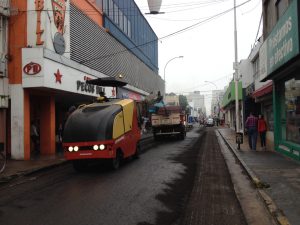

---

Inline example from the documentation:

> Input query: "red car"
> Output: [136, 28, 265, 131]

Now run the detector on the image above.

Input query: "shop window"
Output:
[265, 104, 274, 131]
[113, 3, 119, 25]
[119, 10, 123, 30]
[285, 78, 300, 144]
[108, 0, 113, 18]
[124, 15, 128, 35]
[253, 57, 259, 80]
[128, 20, 131, 38]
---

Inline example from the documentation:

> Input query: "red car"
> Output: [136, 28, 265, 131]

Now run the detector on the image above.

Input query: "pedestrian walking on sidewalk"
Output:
[30, 120, 40, 154]
[258, 115, 267, 150]
[245, 112, 258, 150]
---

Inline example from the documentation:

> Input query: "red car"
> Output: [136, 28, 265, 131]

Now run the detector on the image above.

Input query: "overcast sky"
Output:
[135, 0, 262, 113]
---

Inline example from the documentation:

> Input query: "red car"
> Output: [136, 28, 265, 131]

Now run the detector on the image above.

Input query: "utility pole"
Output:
[234, 0, 241, 148]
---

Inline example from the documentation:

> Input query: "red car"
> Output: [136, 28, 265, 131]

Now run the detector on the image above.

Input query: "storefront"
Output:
[260, 0, 300, 160]
[252, 81, 274, 151]
[10, 48, 115, 160]
[221, 81, 243, 131]
[8, 0, 150, 160]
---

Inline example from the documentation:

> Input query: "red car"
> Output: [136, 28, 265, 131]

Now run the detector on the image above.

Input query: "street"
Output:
[0, 127, 274, 225]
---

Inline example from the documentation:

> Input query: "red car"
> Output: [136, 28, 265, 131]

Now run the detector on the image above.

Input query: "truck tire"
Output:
[133, 143, 141, 159]
[179, 126, 186, 140]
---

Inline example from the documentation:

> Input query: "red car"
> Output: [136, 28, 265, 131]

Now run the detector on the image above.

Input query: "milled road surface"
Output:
[180, 127, 247, 225]
[0, 127, 272, 225]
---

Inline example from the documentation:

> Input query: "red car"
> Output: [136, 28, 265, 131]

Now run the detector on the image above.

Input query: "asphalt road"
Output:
[0, 126, 266, 225]
[0, 128, 201, 225]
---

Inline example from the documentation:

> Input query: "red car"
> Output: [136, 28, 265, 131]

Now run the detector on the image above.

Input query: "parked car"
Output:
[206, 118, 214, 127]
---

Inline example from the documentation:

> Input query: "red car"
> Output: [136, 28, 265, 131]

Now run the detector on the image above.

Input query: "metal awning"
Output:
[252, 81, 273, 98]
[86, 77, 127, 87]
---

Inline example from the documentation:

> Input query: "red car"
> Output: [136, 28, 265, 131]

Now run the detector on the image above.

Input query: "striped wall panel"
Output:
[70, 4, 164, 94]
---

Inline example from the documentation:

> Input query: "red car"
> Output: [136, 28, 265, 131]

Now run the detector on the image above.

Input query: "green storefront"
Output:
[222, 81, 243, 129]
[260, 0, 300, 161]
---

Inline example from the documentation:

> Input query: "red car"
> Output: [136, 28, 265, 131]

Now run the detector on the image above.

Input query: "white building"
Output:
[210, 90, 224, 118]
[187, 91, 205, 115]
[164, 93, 179, 106]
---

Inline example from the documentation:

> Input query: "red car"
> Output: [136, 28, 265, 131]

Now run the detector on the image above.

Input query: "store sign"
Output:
[23, 62, 42, 75]
[76, 80, 104, 94]
[51, 0, 66, 54]
[260, 0, 299, 80]
[117, 88, 143, 100]
[221, 81, 242, 108]
[51, 0, 66, 34]
[35, 0, 45, 45]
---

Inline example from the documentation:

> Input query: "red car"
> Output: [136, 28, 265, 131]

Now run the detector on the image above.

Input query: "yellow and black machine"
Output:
[63, 77, 142, 171]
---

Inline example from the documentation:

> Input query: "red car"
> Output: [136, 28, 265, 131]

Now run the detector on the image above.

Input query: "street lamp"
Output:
[163, 56, 184, 81]
[234, 0, 242, 149]
[234, 0, 239, 132]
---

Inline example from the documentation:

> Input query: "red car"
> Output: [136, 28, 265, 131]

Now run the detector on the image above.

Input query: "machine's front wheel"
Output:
[111, 150, 122, 170]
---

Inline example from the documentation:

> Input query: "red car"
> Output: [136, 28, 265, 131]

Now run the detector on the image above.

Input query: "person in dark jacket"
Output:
[245, 112, 258, 150]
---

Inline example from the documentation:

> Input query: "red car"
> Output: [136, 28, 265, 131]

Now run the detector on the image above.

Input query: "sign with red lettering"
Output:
[23, 62, 42, 75]
[51, 0, 66, 34]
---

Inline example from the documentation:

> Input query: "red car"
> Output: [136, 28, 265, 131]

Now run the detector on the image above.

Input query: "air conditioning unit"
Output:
[0, 77, 8, 108]
[0, 62, 5, 76]
[0, 0, 10, 16]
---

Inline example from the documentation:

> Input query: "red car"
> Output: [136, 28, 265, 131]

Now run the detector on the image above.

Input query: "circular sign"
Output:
[23, 62, 42, 75]
[53, 32, 65, 55]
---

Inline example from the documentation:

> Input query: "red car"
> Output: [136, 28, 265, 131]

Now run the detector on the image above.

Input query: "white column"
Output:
[10, 84, 25, 159]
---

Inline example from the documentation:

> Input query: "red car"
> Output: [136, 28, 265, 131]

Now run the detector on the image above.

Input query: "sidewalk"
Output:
[218, 127, 300, 225]
[0, 153, 67, 183]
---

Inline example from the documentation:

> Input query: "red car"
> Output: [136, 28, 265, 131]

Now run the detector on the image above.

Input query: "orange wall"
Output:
[8, 0, 27, 84]
[71, 0, 103, 27]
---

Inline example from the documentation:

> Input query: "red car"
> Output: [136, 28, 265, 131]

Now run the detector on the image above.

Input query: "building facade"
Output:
[164, 93, 180, 106]
[221, 81, 243, 130]
[7, 0, 164, 160]
[187, 91, 206, 114]
[0, 0, 9, 155]
[210, 90, 224, 119]
[260, 0, 299, 160]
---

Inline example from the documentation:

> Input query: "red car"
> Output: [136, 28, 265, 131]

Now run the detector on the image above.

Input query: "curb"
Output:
[0, 160, 68, 185]
[217, 129, 291, 225]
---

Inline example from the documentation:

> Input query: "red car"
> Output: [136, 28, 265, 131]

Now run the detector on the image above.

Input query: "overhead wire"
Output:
[79, 0, 252, 64]
[180, 74, 232, 92]
[252, 12, 263, 47]
[22, 0, 228, 15]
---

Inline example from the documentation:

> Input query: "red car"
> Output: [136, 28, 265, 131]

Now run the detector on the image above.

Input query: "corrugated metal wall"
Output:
[70, 4, 164, 94]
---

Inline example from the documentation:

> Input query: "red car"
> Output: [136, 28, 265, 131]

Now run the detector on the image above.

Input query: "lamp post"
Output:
[163, 56, 183, 93]
[164, 56, 183, 81]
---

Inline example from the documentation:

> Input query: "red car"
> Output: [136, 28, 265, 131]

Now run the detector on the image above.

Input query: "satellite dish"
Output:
[147, 0, 162, 14]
